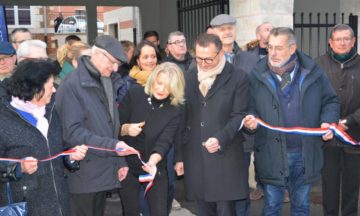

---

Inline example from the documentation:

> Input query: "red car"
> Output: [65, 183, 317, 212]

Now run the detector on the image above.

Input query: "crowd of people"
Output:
[0, 13, 359, 216]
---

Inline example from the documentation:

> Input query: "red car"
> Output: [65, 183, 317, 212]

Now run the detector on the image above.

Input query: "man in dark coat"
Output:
[316, 24, 360, 216]
[175, 33, 249, 216]
[243, 27, 339, 215]
[165, 31, 193, 73]
[247, 22, 273, 60]
[55, 35, 136, 216]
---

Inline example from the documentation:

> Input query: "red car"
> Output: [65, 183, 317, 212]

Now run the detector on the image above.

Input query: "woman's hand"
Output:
[69, 144, 88, 161]
[121, 122, 145, 137]
[142, 153, 162, 175]
[21, 157, 38, 175]
[174, 162, 184, 176]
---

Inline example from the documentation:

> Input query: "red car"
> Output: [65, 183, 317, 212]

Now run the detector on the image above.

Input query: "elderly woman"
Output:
[0, 60, 88, 216]
[119, 62, 185, 216]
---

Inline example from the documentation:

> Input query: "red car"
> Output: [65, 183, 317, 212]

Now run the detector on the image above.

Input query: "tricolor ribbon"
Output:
[240, 117, 360, 146]
[0, 145, 157, 195]
[87, 145, 156, 195]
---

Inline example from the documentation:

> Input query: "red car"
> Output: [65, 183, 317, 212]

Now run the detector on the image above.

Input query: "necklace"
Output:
[147, 97, 164, 110]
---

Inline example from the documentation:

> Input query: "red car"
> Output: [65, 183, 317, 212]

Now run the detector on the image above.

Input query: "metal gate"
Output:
[177, 0, 229, 48]
[293, 12, 358, 58]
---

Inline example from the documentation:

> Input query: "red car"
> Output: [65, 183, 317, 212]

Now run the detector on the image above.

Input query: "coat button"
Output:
[202, 101, 206, 106]
[275, 138, 280, 142]
[273, 104, 277, 109]
[200, 122, 205, 127]
[280, 171, 284, 176]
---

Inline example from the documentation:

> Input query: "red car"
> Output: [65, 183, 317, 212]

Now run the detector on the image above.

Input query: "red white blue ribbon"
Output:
[240, 117, 360, 146]
[0, 145, 157, 194]
[86, 146, 156, 195]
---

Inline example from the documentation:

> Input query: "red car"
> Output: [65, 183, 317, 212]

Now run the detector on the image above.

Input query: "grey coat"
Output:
[248, 51, 340, 186]
[55, 56, 126, 194]
[177, 62, 249, 202]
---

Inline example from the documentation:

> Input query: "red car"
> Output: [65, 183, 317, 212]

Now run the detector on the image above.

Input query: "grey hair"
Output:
[167, 31, 185, 43]
[329, 24, 355, 39]
[269, 27, 297, 46]
[17, 40, 47, 61]
[256, 22, 272, 34]
[10, 28, 31, 42]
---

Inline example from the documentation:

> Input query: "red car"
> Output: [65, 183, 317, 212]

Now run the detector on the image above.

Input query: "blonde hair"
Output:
[144, 62, 185, 107]
[57, 41, 90, 67]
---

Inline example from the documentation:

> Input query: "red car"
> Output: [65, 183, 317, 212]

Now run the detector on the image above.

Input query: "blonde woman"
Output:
[119, 62, 185, 216]
[56, 41, 90, 81]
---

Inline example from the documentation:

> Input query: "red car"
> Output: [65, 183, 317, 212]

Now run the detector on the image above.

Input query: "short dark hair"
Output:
[330, 24, 355, 39]
[10, 28, 31, 42]
[129, 40, 161, 68]
[65, 34, 81, 45]
[143, 30, 160, 40]
[6, 60, 57, 101]
[195, 33, 222, 52]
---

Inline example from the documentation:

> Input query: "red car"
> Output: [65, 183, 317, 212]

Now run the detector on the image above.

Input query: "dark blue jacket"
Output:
[248, 51, 339, 186]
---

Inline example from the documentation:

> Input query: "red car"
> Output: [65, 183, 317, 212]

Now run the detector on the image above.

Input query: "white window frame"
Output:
[6, 6, 34, 28]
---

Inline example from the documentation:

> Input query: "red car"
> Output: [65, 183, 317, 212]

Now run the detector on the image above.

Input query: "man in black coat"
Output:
[165, 31, 193, 73]
[316, 24, 360, 216]
[55, 35, 136, 216]
[175, 33, 249, 216]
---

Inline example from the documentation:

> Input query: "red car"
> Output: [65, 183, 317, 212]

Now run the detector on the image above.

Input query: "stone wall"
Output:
[230, 0, 294, 47]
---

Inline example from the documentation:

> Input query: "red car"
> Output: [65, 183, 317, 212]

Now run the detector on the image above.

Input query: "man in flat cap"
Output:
[56, 35, 136, 216]
[210, 14, 242, 64]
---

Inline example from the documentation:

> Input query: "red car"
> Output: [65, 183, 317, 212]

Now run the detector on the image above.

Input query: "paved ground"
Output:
[105, 178, 359, 216]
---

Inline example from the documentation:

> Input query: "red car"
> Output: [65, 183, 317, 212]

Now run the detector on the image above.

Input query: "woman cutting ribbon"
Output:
[118, 62, 185, 216]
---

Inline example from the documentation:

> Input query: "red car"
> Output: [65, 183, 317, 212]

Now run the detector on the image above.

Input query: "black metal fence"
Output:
[293, 12, 358, 58]
[177, 0, 229, 48]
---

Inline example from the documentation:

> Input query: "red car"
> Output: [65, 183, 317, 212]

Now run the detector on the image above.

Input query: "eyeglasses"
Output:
[267, 45, 289, 53]
[195, 50, 220, 64]
[13, 40, 27, 44]
[100, 51, 121, 67]
[168, 39, 186, 46]
[331, 37, 353, 43]
[0, 54, 14, 63]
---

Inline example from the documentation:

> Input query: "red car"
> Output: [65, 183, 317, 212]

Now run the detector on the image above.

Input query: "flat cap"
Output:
[94, 35, 127, 63]
[210, 14, 236, 27]
[0, 41, 16, 55]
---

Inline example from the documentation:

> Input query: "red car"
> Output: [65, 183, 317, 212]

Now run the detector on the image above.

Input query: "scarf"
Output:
[11, 96, 49, 139]
[129, 66, 152, 86]
[197, 56, 226, 97]
[331, 47, 357, 63]
[268, 53, 298, 76]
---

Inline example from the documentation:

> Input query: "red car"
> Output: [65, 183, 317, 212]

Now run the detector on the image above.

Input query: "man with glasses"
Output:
[165, 31, 193, 73]
[316, 24, 360, 216]
[55, 35, 136, 216]
[243, 27, 339, 215]
[175, 33, 249, 216]
[0, 41, 16, 81]
[10, 28, 32, 50]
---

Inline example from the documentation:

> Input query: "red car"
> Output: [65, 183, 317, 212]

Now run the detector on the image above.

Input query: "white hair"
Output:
[17, 40, 47, 61]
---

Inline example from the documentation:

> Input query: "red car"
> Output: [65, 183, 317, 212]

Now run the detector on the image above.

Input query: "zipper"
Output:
[6, 103, 64, 216]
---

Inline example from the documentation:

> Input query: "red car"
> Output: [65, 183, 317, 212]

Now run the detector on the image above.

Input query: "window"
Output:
[5, 6, 31, 26]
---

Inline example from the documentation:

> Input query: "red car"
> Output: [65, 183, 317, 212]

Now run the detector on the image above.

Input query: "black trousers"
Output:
[119, 169, 168, 216]
[69, 191, 107, 216]
[321, 146, 360, 216]
[195, 200, 236, 216]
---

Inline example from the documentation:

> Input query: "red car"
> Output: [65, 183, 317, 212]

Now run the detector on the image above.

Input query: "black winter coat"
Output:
[0, 99, 70, 216]
[119, 85, 181, 173]
[316, 52, 360, 153]
[177, 62, 249, 201]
